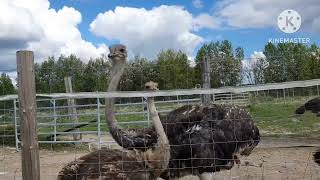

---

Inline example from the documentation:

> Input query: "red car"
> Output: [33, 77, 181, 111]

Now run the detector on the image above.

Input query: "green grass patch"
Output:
[249, 100, 320, 137]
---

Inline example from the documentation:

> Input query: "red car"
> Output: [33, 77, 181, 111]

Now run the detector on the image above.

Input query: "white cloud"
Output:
[192, 0, 203, 9]
[7, 71, 17, 87]
[250, 51, 266, 63]
[0, 0, 108, 71]
[242, 51, 267, 69]
[214, 0, 320, 33]
[193, 13, 220, 31]
[90, 5, 217, 58]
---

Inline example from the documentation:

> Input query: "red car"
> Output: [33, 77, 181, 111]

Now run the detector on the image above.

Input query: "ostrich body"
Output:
[295, 97, 320, 116]
[296, 97, 320, 166]
[108, 95, 260, 177]
[58, 45, 170, 180]
[314, 150, 320, 165]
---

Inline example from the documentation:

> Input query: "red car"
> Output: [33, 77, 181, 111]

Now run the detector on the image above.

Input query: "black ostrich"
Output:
[315, 151, 320, 166]
[57, 45, 170, 180]
[105, 50, 260, 178]
[295, 97, 320, 116]
[295, 97, 320, 166]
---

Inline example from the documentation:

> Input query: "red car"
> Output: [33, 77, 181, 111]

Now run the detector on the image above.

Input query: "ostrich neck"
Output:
[147, 97, 169, 146]
[108, 63, 125, 92]
[105, 61, 125, 128]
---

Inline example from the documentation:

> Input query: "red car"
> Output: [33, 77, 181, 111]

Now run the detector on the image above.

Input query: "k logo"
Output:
[278, 9, 301, 34]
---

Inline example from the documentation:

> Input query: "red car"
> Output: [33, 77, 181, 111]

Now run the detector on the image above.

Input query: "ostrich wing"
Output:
[58, 149, 155, 180]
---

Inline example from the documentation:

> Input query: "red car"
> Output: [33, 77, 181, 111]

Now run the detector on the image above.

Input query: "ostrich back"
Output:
[314, 149, 320, 166]
[296, 97, 320, 115]
[58, 149, 156, 180]
[117, 104, 260, 178]
[160, 104, 260, 178]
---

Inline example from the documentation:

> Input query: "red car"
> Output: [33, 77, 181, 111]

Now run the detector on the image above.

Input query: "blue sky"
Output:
[49, 0, 319, 58]
[0, 0, 319, 74]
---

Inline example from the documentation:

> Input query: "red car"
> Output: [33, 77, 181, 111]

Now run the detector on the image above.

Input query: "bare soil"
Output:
[1, 138, 320, 180]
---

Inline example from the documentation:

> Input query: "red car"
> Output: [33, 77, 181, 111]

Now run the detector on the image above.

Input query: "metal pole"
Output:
[53, 99, 57, 142]
[283, 88, 286, 104]
[97, 98, 101, 150]
[146, 98, 150, 126]
[16, 50, 40, 180]
[13, 99, 19, 151]
[317, 85, 319, 96]
[202, 56, 211, 105]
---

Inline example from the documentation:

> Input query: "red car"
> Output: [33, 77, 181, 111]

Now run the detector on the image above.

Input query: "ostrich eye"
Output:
[119, 48, 125, 53]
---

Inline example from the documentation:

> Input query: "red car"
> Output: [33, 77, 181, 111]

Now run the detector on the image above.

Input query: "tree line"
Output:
[0, 40, 320, 96]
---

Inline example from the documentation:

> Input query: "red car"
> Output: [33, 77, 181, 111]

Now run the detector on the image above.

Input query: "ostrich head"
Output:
[107, 44, 127, 92]
[108, 44, 127, 65]
[145, 81, 159, 91]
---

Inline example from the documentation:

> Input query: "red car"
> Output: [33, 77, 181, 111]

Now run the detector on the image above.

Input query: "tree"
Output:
[195, 40, 243, 87]
[0, 73, 15, 95]
[82, 55, 111, 92]
[156, 49, 195, 90]
[263, 42, 320, 83]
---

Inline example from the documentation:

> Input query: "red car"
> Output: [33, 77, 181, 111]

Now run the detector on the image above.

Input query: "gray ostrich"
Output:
[57, 45, 170, 180]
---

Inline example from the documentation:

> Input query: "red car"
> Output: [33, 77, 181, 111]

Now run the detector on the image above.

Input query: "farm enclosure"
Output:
[1, 79, 320, 179]
[1, 50, 320, 180]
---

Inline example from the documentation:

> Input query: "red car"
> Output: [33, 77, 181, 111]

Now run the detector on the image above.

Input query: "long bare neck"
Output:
[105, 62, 125, 128]
[107, 63, 125, 92]
[145, 96, 170, 175]
[147, 97, 169, 146]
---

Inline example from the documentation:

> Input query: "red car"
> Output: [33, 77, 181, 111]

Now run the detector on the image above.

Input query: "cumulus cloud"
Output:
[90, 5, 217, 58]
[0, 0, 108, 71]
[214, 0, 320, 33]
[193, 13, 220, 31]
[242, 51, 267, 69]
[192, 0, 203, 9]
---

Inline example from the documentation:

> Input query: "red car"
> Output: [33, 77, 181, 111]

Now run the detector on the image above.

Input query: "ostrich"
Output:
[295, 97, 320, 117]
[295, 97, 320, 166]
[57, 45, 170, 180]
[105, 48, 260, 178]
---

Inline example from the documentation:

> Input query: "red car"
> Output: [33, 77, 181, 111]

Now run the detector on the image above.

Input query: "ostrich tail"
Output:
[109, 126, 155, 150]
[295, 105, 306, 114]
[57, 161, 81, 180]
[314, 149, 320, 165]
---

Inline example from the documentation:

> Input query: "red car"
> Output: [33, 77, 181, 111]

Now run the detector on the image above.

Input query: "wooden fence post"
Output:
[16, 50, 40, 180]
[202, 56, 211, 105]
[64, 76, 80, 140]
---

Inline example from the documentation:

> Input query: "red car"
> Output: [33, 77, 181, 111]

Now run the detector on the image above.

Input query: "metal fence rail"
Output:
[1, 79, 320, 151]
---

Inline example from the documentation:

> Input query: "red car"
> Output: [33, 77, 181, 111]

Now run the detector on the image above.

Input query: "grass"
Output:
[249, 101, 320, 137]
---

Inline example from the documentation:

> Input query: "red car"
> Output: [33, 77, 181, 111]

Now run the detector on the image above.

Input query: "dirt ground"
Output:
[1, 138, 320, 180]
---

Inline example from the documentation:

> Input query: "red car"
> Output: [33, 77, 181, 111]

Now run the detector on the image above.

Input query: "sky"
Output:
[0, 0, 320, 81]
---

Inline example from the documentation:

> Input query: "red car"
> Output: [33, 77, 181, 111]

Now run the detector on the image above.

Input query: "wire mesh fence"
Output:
[1, 80, 320, 179]
[1, 49, 320, 180]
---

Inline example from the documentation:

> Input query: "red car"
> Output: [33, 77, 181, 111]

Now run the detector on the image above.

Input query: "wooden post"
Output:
[16, 51, 40, 180]
[64, 76, 80, 140]
[202, 56, 211, 105]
